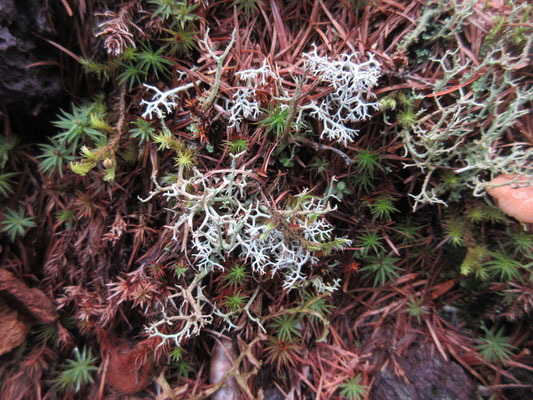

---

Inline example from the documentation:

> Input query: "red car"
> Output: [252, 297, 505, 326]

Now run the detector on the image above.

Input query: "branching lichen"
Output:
[140, 28, 236, 119]
[141, 153, 350, 290]
[227, 47, 381, 146]
[142, 152, 349, 345]
[395, 1, 533, 209]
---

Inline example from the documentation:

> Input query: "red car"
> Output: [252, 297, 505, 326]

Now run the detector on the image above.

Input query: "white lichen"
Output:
[227, 47, 381, 146]
[141, 153, 350, 290]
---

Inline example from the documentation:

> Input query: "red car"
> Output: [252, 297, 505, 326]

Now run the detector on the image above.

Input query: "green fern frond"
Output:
[130, 118, 155, 144]
[269, 314, 302, 342]
[56, 346, 99, 393]
[357, 229, 385, 256]
[136, 41, 173, 80]
[53, 103, 106, 149]
[1, 207, 37, 242]
[476, 327, 515, 364]
[222, 263, 248, 288]
[38, 138, 75, 177]
[338, 374, 368, 400]
[360, 254, 402, 287]
[0, 172, 16, 196]
[365, 194, 399, 221]
[484, 249, 522, 281]
[260, 104, 290, 138]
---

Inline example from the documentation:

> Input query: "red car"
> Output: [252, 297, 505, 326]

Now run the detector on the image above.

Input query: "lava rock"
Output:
[371, 344, 475, 400]
[0, 0, 62, 118]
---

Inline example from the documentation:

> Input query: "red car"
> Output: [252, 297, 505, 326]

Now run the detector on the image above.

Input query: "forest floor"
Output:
[0, 0, 532, 399]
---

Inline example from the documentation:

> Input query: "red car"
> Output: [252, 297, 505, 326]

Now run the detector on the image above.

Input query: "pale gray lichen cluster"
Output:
[302, 47, 382, 145]
[137, 36, 382, 346]
[142, 153, 350, 291]
[141, 155, 348, 345]
[226, 47, 381, 146]
[396, 1, 533, 209]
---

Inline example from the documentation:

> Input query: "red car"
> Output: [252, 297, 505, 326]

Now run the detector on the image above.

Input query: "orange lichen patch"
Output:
[106, 340, 152, 394]
[486, 174, 533, 224]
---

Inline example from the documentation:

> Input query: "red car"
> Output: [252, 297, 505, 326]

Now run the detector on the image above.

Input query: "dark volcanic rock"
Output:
[371, 344, 475, 400]
[0, 0, 62, 118]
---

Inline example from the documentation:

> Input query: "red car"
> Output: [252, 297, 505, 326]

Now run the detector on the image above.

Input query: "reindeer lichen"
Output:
[395, 1, 533, 209]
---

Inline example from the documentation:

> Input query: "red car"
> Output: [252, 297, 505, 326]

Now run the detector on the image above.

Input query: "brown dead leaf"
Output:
[0, 299, 30, 356]
[486, 174, 533, 224]
[106, 339, 152, 394]
[431, 280, 456, 300]
[0, 269, 58, 324]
